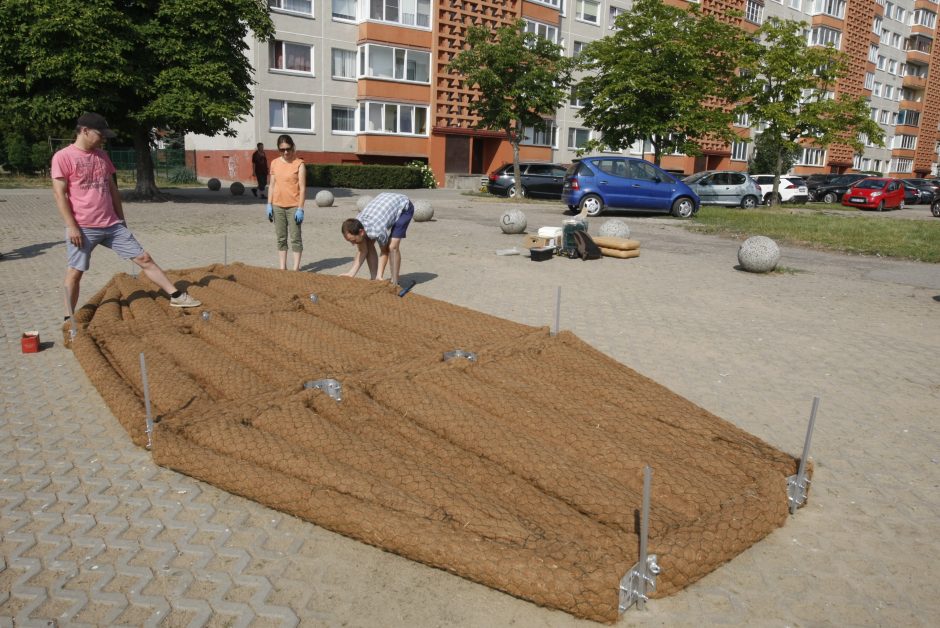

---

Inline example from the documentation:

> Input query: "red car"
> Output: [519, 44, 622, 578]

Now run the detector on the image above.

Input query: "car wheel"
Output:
[579, 194, 604, 217]
[764, 192, 782, 205]
[671, 197, 695, 218]
[507, 185, 527, 198]
[876, 200, 885, 211]
[823, 192, 838, 204]
[741, 195, 759, 209]
[567, 205, 578, 212]
[932, 202, 940, 217]
[898, 201, 905, 210]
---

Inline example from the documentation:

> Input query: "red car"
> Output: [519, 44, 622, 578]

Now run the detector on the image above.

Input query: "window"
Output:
[568, 127, 591, 148]
[270, 41, 313, 74]
[331, 105, 356, 133]
[332, 49, 356, 80]
[332, 0, 356, 20]
[358, 101, 428, 135]
[865, 72, 874, 89]
[735, 112, 750, 127]
[880, 29, 891, 45]
[869, 44, 878, 62]
[609, 6, 625, 28]
[270, 0, 313, 15]
[524, 20, 559, 44]
[888, 59, 897, 74]
[569, 86, 586, 107]
[799, 147, 826, 166]
[812, 0, 846, 18]
[873, 82, 882, 97]
[573, 41, 587, 56]
[897, 109, 920, 126]
[522, 123, 557, 147]
[873, 16, 883, 35]
[530, 0, 561, 7]
[576, 0, 600, 24]
[745, 0, 763, 24]
[870, 107, 878, 120]
[897, 135, 917, 149]
[913, 9, 937, 29]
[270, 100, 314, 132]
[877, 55, 886, 70]
[809, 27, 842, 49]
[893, 158, 913, 173]
[879, 110, 890, 124]
[890, 33, 901, 48]
[359, 44, 430, 83]
[883, 85, 894, 99]
[731, 141, 749, 161]
[368, 0, 431, 28]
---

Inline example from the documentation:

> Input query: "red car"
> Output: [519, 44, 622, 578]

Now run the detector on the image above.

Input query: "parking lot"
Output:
[2, 185, 939, 626]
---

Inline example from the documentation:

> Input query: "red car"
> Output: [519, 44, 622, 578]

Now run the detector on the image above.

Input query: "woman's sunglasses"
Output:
[278, 146, 292, 153]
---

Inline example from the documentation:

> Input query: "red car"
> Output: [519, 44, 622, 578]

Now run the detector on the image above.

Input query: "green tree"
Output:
[738, 17, 885, 205]
[5, 134, 32, 173]
[0, 0, 274, 198]
[748, 132, 801, 181]
[448, 20, 574, 198]
[575, 0, 750, 166]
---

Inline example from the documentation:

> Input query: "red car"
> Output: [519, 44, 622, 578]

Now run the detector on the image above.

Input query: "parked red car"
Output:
[841, 177, 906, 211]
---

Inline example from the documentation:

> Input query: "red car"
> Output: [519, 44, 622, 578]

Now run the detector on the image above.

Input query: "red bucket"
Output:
[21, 332, 40, 353]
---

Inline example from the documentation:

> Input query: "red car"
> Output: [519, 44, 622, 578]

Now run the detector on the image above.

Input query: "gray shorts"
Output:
[67, 223, 145, 271]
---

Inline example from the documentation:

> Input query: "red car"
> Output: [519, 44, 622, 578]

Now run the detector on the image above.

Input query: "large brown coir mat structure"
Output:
[65, 264, 808, 623]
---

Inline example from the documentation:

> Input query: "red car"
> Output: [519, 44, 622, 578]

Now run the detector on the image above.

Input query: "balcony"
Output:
[903, 74, 928, 89]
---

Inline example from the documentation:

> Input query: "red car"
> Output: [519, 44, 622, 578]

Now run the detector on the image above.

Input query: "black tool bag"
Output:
[572, 230, 602, 260]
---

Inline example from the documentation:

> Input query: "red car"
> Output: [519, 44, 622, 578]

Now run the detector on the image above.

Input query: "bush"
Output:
[306, 163, 425, 189]
[406, 160, 437, 188]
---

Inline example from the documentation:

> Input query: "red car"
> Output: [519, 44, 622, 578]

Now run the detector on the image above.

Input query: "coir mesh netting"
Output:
[65, 264, 806, 623]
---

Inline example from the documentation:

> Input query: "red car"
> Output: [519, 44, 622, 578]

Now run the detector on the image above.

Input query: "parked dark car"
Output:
[812, 173, 869, 203]
[682, 171, 763, 208]
[486, 162, 568, 198]
[561, 156, 700, 218]
[904, 180, 936, 204]
[804, 173, 843, 198]
[932, 197, 940, 217]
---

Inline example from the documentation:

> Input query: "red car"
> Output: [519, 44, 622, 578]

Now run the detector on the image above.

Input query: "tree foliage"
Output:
[738, 17, 885, 203]
[0, 0, 274, 198]
[748, 132, 800, 177]
[575, 0, 750, 165]
[448, 20, 574, 197]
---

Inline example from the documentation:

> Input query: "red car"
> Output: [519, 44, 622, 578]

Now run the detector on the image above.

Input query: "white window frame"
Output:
[529, 0, 562, 8]
[731, 141, 749, 161]
[892, 158, 913, 173]
[524, 19, 559, 44]
[270, 100, 315, 132]
[865, 72, 874, 89]
[745, 0, 763, 24]
[568, 127, 592, 149]
[576, 0, 600, 25]
[521, 122, 558, 147]
[331, 105, 357, 134]
[367, 0, 432, 29]
[332, 0, 357, 21]
[897, 134, 917, 149]
[811, 0, 846, 19]
[609, 6, 625, 29]
[357, 101, 429, 136]
[799, 147, 826, 166]
[869, 44, 879, 62]
[332, 48, 357, 80]
[270, 0, 314, 17]
[572, 40, 587, 56]
[359, 43, 430, 83]
[735, 112, 750, 127]
[270, 41, 314, 76]
[808, 26, 842, 49]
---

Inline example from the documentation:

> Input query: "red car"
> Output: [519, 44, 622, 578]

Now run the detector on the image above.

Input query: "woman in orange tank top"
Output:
[267, 134, 306, 270]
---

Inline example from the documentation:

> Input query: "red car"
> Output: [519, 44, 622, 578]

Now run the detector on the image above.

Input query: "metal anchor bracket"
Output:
[304, 378, 342, 401]
[787, 396, 820, 514]
[619, 465, 660, 613]
[443, 349, 477, 362]
[309, 294, 319, 304]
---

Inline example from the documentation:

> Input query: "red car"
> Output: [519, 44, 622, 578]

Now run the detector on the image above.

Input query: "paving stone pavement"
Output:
[1, 186, 938, 627]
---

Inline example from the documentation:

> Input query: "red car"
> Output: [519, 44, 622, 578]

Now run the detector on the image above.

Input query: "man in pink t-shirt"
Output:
[52, 112, 201, 319]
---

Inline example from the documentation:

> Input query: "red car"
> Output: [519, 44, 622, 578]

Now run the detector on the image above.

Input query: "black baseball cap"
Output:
[76, 112, 117, 138]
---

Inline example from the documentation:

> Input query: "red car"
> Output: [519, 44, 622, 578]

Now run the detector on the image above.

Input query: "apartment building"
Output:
[186, 0, 940, 185]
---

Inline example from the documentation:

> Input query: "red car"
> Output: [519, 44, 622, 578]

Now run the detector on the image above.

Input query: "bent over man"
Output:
[340, 192, 414, 286]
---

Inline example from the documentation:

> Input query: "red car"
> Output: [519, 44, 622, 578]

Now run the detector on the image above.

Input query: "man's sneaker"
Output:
[251, 188, 258, 197]
[169, 292, 202, 308]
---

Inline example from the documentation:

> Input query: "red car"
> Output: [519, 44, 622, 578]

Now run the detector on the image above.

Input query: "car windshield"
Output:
[682, 172, 708, 184]
[855, 179, 886, 190]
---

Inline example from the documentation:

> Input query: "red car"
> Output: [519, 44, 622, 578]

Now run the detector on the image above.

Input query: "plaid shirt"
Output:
[357, 193, 411, 246]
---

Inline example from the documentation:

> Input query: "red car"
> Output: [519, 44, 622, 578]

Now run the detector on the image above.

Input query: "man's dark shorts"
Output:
[390, 202, 414, 239]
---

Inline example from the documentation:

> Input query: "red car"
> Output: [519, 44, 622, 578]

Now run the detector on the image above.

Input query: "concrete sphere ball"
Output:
[737, 236, 780, 273]
[315, 190, 335, 207]
[500, 208, 527, 234]
[413, 199, 434, 222]
[230, 182, 245, 196]
[356, 195, 373, 211]
[599, 219, 630, 239]
[207, 178, 221, 191]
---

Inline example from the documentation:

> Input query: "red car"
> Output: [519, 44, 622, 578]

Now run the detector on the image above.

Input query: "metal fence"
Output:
[107, 148, 196, 182]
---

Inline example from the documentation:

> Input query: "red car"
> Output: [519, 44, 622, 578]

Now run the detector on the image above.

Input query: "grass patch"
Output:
[0, 173, 202, 189]
[690, 206, 940, 263]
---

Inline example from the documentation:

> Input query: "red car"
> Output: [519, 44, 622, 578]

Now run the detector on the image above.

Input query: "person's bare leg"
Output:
[376, 243, 390, 281]
[388, 238, 402, 285]
[64, 267, 83, 317]
[132, 251, 177, 295]
[292, 251, 302, 271]
[278, 250, 287, 270]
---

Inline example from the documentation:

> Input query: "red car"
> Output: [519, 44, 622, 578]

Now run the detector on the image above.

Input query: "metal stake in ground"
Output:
[224, 234, 228, 265]
[552, 286, 561, 336]
[619, 465, 661, 612]
[788, 396, 820, 514]
[139, 352, 155, 449]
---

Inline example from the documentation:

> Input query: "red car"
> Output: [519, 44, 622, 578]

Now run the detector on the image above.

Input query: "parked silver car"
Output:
[682, 171, 763, 208]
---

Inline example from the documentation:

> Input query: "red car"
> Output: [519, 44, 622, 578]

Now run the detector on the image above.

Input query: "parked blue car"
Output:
[561, 156, 700, 218]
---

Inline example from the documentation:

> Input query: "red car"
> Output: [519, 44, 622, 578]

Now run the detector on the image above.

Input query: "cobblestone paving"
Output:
[2, 187, 938, 627]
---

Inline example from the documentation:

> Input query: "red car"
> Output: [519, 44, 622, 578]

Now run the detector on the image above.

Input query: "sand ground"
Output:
[1, 186, 938, 627]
